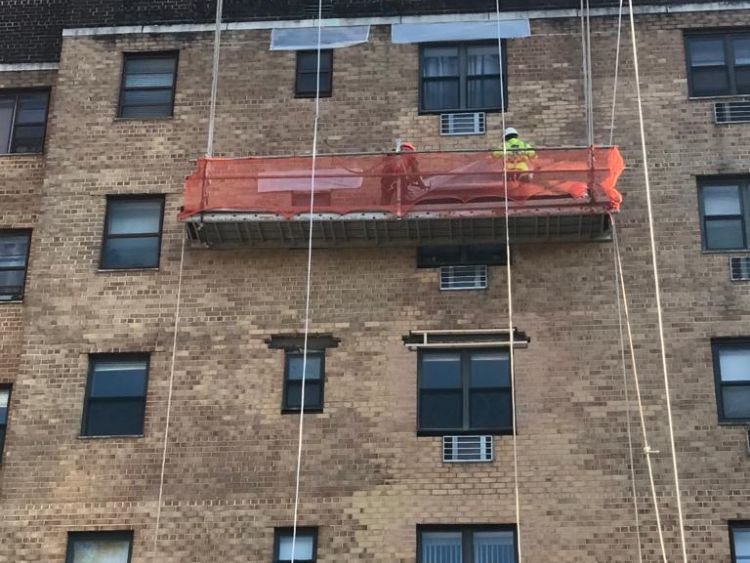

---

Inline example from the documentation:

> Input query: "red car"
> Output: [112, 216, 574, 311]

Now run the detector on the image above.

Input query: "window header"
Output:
[266, 333, 340, 350]
[392, 19, 530, 43]
[270, 26, 370, 50]
[403, 329, 529, 350]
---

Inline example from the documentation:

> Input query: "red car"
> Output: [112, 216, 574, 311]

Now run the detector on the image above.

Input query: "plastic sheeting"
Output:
[391, 20, 530, 44]
[180, 147, 624, 220]
[270, 26, 370, 50]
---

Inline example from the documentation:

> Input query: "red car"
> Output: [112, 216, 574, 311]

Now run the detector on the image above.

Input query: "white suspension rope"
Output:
[626, 3, 689, 560]
[580, 0, 593, 145]
[290, 0, 324, 560]
[151, 231, 187, 561]
[206, 0, 223, 157]
[612, 219, 644, 563]
[612, 216, 670, 563]
[608, 0, 624, 146]
[586, 0, 595, 144]
[495, 2, 523, 561]
[152, 2, 222, 558]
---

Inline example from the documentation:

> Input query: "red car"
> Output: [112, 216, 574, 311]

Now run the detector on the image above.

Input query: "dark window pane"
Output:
[734, 528, 750, 557]
[421, 531, 462, 563]
[470, 389, 511, 429]
[102, 236, 160, 269]
[422, 47, 459, 77]
[420, 391, 462, 429]
[277, 532, 315, 561]
[120, 104, 172, 118]
[421, 353, 461, 388]
[91, 361, 147, 398]
[722, 386, 750, 419]
[423, 79, 460, 111]
[467, 45, 501, 75]
[470, 351, 510, 388]
[0, 388, 9, 425]
[473, 531, 516, 563]
[0, 234, 29, 268]
[705, 219, 745, 250]
[691, 67, 730, 97]
[0, 427, 5, 460]
[0, 270, 25, 300]
[125, 72, 175, 89]
[126, 57, 176, 75]
[297, 72, 331, 95]
[287, 354, 322, 381]
[467, 77, 501, 109]
[0, 98, 14, 152]
[733, 37, 750, 65]
[703, 185, 741, 215]
[84, 398, 145, 436]
[285, 381, 321, 409]
[108, 199, 162, 235]
[718, 348, 750, 382]
[69, 533, 132, 562]
[121, 88, 173, 108]
[299, 51, 331, 73]
[736, 67, 750, 95]
[12, 125, 46, 153]
[690, 38, 726, 66]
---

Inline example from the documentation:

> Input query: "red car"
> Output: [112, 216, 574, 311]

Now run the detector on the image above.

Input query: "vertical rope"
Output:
[206, 0, 224, 157]
[151, 232, 186, 561]
[626, 3, 689, 560]
[613, 220, 645, 563]
[580, 0, 592, 145]
[585, 0, 595, 144]
[290, 1, 324, 561]
[494, 4, 523, 561]
[612, 216, 669, 563]
[609, 0, 624, 146]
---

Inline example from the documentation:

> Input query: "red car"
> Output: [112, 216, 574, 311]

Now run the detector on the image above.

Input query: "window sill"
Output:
[113, 116, 175, 122]
[0, 300, 23, 304]
[701, 249, 750, 255]
[417, 429, 513, 437]
[78, 434, 144, 440]
[0, 151, 44, 158]
[418, 107, 505, 116]
[718, 420, 750, 427]
[281, 408, 324, 415]
[96, 267, 160, 273]
[689, 94, 750, 101]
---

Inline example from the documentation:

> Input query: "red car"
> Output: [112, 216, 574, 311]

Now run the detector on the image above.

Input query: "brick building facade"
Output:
[1, 1, 750, 562]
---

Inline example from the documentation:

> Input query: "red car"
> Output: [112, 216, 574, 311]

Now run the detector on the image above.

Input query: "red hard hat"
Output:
[400, 142, 416, 152]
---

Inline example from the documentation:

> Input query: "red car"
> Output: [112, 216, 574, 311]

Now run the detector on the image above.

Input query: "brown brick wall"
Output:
[1, 9, 749, 562]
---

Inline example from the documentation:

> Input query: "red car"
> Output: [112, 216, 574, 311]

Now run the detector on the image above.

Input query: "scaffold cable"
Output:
[612, 216, 670, 563]
[495, 1, 523, 561]
[290, 0, 325, 560]
[626, 1, 689, 559]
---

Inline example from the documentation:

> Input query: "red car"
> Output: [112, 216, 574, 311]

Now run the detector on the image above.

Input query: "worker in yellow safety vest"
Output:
[493, 127, 536, 181]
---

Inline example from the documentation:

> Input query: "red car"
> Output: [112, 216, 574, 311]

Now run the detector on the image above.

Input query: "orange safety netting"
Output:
[180, 147, 624, 220]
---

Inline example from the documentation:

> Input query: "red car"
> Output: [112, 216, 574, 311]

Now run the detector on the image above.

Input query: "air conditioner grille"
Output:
[440, 265, 488, 291]
[730, 256, 750, 281]
[440, 112, 486, 136]
[715, 100, 750, 124]
[443, 435, 494, 463]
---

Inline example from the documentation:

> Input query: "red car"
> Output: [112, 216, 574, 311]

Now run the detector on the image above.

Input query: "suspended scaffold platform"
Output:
[180, 146, 624, 247]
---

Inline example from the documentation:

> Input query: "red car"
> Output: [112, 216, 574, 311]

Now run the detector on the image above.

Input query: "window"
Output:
[686, 31, 750, 97]
[420, 42, 505, 113]
[0, 89, 49, 154]
[732, 522, 750, 563]
[283, 350, 325, 412]
[101, 196, 164, 269]
[82, 354, 149, 437]
[418, 526, 517, 563]
[712, 340, 750, 423]
[418, 349, 512, 435]
[698, 178, 750, 251]
[274, 527, 318, 563]
[118, 52, 178, 118]
[0, 386, 10, 463]
[0, 230, 31, 301]
[295, 50, 333, 97]
[66, 531, 133, 563]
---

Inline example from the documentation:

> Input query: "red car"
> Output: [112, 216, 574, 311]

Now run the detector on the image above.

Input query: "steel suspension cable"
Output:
[495, 3, 523, 561]
[290, 1, 324, 560]
[609, 0, 625, 146]
[626, 2, 689, 559]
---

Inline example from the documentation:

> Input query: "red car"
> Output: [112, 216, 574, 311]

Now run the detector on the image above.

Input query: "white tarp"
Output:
[270, 26, 370, 51]
[391, 20, 530, 44]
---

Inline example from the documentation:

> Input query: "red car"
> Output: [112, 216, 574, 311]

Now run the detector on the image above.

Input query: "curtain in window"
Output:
[473, 532, 515, 563]
[422, 532, 462, 563]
